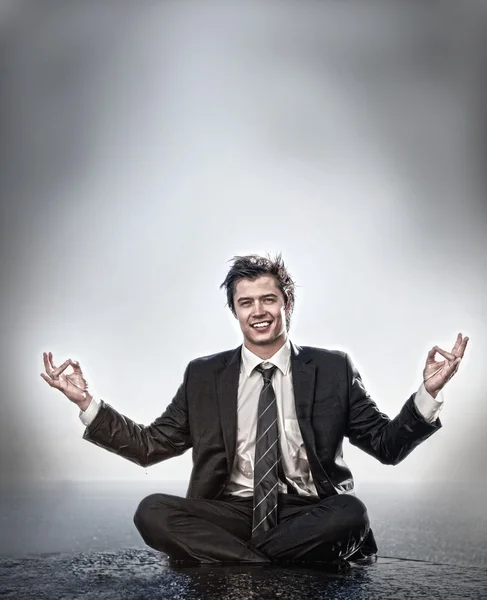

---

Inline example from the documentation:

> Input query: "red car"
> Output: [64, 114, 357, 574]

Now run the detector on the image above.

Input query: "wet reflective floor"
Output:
[1, 548, 486, 599]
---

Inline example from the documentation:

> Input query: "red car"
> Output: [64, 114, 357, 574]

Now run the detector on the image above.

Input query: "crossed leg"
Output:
[133, 492, 268, 563]
[133, 492, 370, 564]
[252, 493, 370, 562]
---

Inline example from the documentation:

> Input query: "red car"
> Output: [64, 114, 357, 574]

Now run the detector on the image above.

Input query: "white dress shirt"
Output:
[80, 341, 444, 496]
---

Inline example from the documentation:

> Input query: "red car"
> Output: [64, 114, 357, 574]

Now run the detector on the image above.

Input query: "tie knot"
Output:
[255, 363, 277, 382]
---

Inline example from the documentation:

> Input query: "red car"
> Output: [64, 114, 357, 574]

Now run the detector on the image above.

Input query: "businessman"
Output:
[41, 254, 469, 567]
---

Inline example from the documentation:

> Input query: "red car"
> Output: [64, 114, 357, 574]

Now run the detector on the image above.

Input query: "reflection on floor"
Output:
[1, 548, 486, 600]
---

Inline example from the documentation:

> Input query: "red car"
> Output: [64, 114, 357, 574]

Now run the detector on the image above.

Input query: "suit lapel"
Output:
[290, 341, 318, 455]
[290, 342, 337, 496]
[290, 341, 316, 419]
[215, 346, 241, 473]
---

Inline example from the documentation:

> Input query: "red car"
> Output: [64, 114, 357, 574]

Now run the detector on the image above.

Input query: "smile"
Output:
[251, 321, 272, 330]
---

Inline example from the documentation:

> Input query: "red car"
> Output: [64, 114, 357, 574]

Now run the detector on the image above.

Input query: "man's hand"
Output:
[40, 352, 93, 411]
[423, 333, 469, 398]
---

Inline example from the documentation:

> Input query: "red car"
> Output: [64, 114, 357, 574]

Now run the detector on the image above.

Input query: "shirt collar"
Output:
[241, 338, 291, 378]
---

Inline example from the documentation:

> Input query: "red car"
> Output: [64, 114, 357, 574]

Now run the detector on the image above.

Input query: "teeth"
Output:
[253, 322, 270, 328]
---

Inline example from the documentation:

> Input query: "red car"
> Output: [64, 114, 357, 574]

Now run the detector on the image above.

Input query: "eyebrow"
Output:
[236, 293, 279, 304]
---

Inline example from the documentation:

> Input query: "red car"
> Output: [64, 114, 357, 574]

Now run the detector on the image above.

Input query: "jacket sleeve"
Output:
[344, 354, 442, 465]
[82, 362, 193, 468]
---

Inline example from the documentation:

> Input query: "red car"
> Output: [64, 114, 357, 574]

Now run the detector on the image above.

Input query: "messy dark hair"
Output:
[219, 253, 296, 331]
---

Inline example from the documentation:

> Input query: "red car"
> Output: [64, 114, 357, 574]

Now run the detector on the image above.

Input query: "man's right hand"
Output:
[40, 351, 93, 411]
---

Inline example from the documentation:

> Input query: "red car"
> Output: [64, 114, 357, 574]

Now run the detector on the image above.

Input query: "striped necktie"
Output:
[252, 364, 280, 538]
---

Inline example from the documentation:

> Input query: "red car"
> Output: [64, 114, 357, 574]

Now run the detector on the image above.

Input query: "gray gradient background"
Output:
[1, 1, 486, 490]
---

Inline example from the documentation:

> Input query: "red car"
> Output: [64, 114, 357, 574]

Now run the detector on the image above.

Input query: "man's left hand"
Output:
[423, 333, 469, 398]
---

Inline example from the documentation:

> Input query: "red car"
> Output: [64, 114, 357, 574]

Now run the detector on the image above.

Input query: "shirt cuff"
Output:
[414, 382, 444, 424]
[79, 396, 101, 427]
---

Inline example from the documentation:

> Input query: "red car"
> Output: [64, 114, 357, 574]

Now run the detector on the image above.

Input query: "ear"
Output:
[283, 295, 291, 316]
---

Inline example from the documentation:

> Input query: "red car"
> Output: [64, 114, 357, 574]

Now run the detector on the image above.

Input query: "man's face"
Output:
[233, 275, 289, 354]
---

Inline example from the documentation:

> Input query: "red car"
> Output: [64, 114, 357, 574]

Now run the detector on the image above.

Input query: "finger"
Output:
[433, 346, 456, 361]
[446, 356, 461, 374]
[43, 352, 51, 373]
[70, 359, 83, 372]
[48, 351, 57, 370]
[52, 359, 72, 378]
[446, 357, 462, 381]
[451, 333, 463, 355]
[40, 372, 60, 388]
[426, 347, 438, 362]
[451, 333, 470, 357]
[40, 372, 52, 385]
[458, 336, 469, 358]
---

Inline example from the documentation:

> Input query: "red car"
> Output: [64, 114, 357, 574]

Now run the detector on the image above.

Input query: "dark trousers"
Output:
[133, 492, 371, 564]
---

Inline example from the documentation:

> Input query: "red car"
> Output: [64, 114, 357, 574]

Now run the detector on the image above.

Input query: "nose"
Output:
[251, 301, 266, 317]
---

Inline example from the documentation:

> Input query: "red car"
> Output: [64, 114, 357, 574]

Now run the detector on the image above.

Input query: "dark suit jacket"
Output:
[83, 342, 441, 500]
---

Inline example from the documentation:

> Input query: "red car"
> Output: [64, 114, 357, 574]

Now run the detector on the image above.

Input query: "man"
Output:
[41, 254, 468, 567]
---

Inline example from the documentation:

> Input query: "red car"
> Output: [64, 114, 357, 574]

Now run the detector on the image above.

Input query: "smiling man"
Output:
[235, 275, 288, 355]
[41, 253, 469, 568]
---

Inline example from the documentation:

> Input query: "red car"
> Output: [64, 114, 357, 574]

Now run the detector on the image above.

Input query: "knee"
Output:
[346, 494, 370, 539]
[133, 493, 173, 534]
[324, 494, 370, 533]
[339, 494, 369, 532]
[336, 493, 367, 515]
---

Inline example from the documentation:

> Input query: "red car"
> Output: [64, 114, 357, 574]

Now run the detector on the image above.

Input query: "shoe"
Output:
[348, 552, 377, 565]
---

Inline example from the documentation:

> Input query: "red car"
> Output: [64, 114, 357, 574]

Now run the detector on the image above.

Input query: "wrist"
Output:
[77, 393, 93, 412]
[423, 383, 439, 399]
